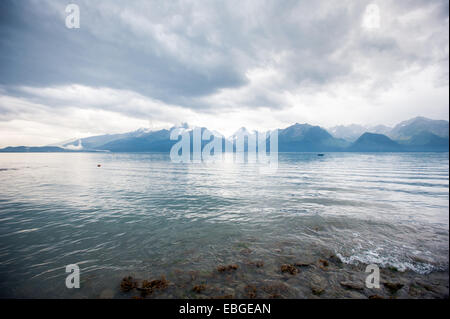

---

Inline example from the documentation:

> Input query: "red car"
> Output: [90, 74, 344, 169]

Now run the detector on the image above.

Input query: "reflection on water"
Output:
[0, 152, 448, 298]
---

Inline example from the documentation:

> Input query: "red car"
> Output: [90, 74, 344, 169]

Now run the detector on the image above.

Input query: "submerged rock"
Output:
[384, 282, 404, 294]
[340, 281, 364, 291]
[311, 287, 325, 296]
[294, 262, 310, 267]
[328, 254, 343, 265]
[310, 273, 327, 288]
[318, 259, 329, 270]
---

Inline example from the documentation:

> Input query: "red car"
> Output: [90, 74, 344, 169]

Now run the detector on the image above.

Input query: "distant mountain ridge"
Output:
[1, 117, 448, 153]
[98, 129, 173, 152]
[329, 124, 392, 142]
[389, 117, 449, 140]
[0, 146, 74, 153]
[278, 123, 350, 151]
[349, 133, 401, 152]
[329, 116, 449, 152]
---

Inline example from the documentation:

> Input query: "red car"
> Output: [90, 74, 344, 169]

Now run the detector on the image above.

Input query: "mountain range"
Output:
[1, 116, 448, 153]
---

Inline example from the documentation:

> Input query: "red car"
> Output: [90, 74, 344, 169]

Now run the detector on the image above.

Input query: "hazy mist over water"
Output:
[0, 152, 448, 298]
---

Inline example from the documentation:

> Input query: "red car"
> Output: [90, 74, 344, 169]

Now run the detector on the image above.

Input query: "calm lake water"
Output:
[0, 152, 448, 298]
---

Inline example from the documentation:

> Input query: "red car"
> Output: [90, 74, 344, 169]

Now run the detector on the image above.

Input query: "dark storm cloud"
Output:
[0, 0, 247, 106]
[0, 0, 448, 112]
[0, 1, 364, 106]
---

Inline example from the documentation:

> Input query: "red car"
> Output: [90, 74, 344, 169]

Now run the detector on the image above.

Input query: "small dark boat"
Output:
[317, 154, 324, 156]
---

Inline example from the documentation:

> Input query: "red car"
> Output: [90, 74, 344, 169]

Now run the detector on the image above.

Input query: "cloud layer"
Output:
[0, 0, 448, 146]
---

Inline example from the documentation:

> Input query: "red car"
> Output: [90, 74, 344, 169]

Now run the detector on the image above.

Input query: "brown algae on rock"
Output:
[192, 284, 207, 293]
[217, 264, 239, 272]
[120, 276, 137, 292]
[281, 264, 298, 275]
[121, 275, 169, 297]
[244, 285, 257, 298]
[115, 254, 448, 299]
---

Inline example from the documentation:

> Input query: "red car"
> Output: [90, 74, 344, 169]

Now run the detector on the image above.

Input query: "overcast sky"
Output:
[0, 0, 448, 147]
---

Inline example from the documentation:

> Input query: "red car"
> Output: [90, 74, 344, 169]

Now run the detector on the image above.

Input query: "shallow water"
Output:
[0, 152, 448, 298]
